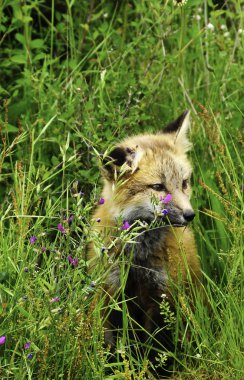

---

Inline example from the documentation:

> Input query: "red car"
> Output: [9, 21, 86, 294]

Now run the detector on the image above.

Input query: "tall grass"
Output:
[0, 1, 243, 379]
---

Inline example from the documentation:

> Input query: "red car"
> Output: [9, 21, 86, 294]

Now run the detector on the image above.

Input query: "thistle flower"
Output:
[29, 236, 37, 244]
[68, 215, 74, 223]
[0, 336, 6, 345]
[64, 215, 74, 224]
[160, 194, 172, 204]
[68, 255, 78, 267]
[24, 341, 31, 350]
[122, 221, 130, 230]
[57, 223, 66, 233]
[98, 197, 105, 205]
[50, 296, 60, 303]
[72, 258, 78, 266]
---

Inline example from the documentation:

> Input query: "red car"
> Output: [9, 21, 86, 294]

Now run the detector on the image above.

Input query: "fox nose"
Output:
[183, 210, 195, 222]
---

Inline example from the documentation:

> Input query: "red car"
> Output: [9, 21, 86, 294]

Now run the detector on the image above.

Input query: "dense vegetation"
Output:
[0, 1, 243, 379]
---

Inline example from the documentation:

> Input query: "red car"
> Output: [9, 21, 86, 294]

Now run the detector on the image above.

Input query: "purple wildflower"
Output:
[68, 255, 78, 267]
[64, 215, 74, 224]
[72, 258, 78, 266]
[24, 267, 29, 272]
[58, 223, 66, 233]
[122, 220, 131, 230]
[98, 197, 105, 205]
[241, 185, 244, 191]
[41, 247, 46, 252]
[0, 336, 6, 345]
[24, 341, 31, 350]
[29, 236, 37, 244]
[160, 194, 172, 204]
[96, 218, 101, 223]
[50, 296, 60, 303]
[162, 209, 168, 216]
[68, 215, 74, 223]
[27, 353, 33, 360]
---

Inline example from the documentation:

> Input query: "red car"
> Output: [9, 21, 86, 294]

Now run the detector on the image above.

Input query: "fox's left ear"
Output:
[101, 145, 143, 180]
[163, 110, 192, 152]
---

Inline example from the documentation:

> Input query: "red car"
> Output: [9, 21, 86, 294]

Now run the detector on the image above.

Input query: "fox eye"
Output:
[182, 179, 188, 190]
[149, 184, 166, 192]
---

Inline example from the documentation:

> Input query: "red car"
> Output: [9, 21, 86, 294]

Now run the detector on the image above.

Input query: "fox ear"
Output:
[163, 110, 192, 152]
[102, 146, 142, 179]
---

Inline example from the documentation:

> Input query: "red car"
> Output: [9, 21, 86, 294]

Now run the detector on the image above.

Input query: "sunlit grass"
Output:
[0, 0, 243, 379]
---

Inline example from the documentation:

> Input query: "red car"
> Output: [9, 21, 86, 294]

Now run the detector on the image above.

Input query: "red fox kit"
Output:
[89, 110, 202, 374]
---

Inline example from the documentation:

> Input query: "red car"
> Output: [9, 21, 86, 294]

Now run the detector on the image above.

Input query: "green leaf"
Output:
[0, 86, 9, 96]
[0, 284, 13, 296]
[30, 39, 45, 49]
[10, 55, 26, 64]
[15, 33, 25, 45]
[7, 124, 18, 133]
[0, 119, 18, 133]
[0, 272, 9, 283]
[33, 52, 46, 62]
[51, 156, 60, 166]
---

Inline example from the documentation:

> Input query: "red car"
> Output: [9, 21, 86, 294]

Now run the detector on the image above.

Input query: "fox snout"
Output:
[183, 209, 195, 222]
[164, 206, 195, 226]
[164, 190, 195, 226]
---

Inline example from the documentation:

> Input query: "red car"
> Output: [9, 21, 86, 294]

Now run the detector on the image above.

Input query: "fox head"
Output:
[101, 110, 195, 227]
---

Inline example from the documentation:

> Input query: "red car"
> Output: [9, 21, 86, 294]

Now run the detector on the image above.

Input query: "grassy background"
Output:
[0, 0, 243, 379]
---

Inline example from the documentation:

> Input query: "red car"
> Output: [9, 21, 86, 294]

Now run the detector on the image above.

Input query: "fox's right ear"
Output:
[101, 146, 142, 179]
[163, 110, 192, 152]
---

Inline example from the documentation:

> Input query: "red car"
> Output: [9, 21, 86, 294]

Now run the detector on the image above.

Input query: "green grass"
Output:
[0, 0, 243, 379]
